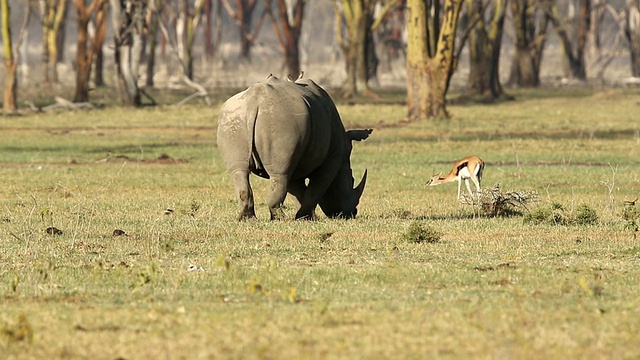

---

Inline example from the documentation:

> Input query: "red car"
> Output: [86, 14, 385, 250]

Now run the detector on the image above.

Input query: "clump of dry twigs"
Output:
[460, 183, 538, 217]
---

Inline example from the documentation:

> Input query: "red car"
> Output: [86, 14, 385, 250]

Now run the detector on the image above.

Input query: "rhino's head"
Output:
[318, 129, 372, 219]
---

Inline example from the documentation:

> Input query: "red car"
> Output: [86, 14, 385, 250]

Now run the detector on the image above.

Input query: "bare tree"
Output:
[222, 0, 267, 60]
[585, 2, 627, 81]
[626, 0, 640, 76]
[111, 0, 146, 106]
[589, 0, 606, 58]
[203, 0, 223, 58]
[374, 0, 406, 72]
[462, 0, 510, 101]
[146, 0, 160, 87]
[334, 0, 400, 97]
[508, 0, 549, 87]
[1, 0, 17, 112]
[2, 0, 31, 112]
[151, 0, 212, 106]
[41, 0, 67, 83]
[544, 0, 590, 80]
[178, 0, 206, 80]
[405, 0, 464, 120]
[73, 0, 107, 103]
[264, 0, 306, 77]
[92, 0, 108, 86]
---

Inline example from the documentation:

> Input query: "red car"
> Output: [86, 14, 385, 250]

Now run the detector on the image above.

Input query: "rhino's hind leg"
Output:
[231, 170, 256, 220]
[268, 174, 289, 220]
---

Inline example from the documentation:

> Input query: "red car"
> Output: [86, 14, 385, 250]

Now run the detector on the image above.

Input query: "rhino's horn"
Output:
[354, 169, 368, 202]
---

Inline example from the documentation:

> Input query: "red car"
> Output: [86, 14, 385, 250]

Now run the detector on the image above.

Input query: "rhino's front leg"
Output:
[268, 174, 289, 220]
[288, 179, 316, 220]
[231, 170, 256, 220]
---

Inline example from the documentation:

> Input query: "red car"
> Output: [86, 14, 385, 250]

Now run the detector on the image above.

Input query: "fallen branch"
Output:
[175, 75, 212, 107]
[41, 96, 95, 111]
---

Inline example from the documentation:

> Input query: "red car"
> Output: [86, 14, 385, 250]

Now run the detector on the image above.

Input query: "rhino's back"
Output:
[217, 76, 344, 180]
[252, 78, 334, 179]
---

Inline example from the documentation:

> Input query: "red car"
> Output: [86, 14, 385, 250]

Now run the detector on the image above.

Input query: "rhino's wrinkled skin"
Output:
[216, 75, 372, 220]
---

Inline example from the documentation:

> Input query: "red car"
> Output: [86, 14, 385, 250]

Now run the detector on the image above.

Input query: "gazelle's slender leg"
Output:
[464, 178, 474, 197]
[470, 176, 481, 195]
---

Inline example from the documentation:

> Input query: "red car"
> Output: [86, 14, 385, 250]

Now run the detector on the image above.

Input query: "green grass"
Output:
[1, 87, 640, 358]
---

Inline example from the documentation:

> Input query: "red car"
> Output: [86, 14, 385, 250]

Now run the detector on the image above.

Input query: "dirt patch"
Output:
[96, 153, 189, 164]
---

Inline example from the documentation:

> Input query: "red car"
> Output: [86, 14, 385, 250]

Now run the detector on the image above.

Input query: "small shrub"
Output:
[575, 204, 598, 225]
[550, 202, 570, 225]
[525, 203, 598, 226]
[403, 221, 441, 244]
[622, 200, 639, 237]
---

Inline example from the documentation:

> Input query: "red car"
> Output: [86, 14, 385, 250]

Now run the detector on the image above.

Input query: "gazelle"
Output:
[427, 156, 485, 200]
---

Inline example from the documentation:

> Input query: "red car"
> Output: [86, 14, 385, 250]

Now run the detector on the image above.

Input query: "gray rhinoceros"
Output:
[216, 75, 372, 220]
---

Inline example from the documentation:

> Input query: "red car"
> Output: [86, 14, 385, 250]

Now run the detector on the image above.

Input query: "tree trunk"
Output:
[2, 0, 17, 112]
[56, 4, 67, 63]
[204, 0, 214, 57]
[224, 0, 257, 61]
[285, 44, 301, 78]
[265, 0, 304, 77]
[365, 11, 379, 85]
[589, 0, 605, 59]
[508, 0, 548, 87]
[42, 0, 66, 84]
[74, 3, 91, 102]
[335, 0, 384, 97]
[93, 3, 108, 87]
[547, 0, 589, 80]
[358, 8, 374, 90]
[42, 11, 49, 83]
[146, 7, 159, 87]
[466, 0, 508, 100]
[406, 0, 463, 120]
[627, 0, 640, 76]
[47, 27, 59, 83]
[111, 0, 144, 106]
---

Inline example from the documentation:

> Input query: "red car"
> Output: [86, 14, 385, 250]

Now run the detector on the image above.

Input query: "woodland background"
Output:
[1, 0, 639, 116]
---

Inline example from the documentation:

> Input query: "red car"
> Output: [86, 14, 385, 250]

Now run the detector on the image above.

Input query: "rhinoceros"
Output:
[216, 75, 372, 220]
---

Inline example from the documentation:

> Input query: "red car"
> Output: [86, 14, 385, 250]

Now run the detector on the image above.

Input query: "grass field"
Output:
[1, 86, 640, 359]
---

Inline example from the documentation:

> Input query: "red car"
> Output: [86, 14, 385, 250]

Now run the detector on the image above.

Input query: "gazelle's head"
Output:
[426, 173, 444, 186]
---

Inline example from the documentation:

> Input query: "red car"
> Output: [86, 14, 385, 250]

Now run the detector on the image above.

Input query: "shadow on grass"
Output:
[371, 210, 523, 221]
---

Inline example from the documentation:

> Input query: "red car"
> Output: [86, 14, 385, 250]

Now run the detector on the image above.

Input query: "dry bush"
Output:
[460, 183, 538, 217]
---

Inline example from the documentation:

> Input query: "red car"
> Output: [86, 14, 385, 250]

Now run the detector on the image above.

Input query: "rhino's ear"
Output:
[347, 129, 373, 142]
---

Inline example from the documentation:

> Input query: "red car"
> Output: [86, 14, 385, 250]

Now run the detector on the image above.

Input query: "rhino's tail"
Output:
[245, 99, 265, 174]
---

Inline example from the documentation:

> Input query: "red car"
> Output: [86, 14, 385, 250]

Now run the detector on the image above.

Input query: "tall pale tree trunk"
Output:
[179, 0, 205, 80]
[626, 0, 640, 76]
[111, 0, 145, 106]
[1, 0, 17, 112]
[406, 0, 463, 120]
